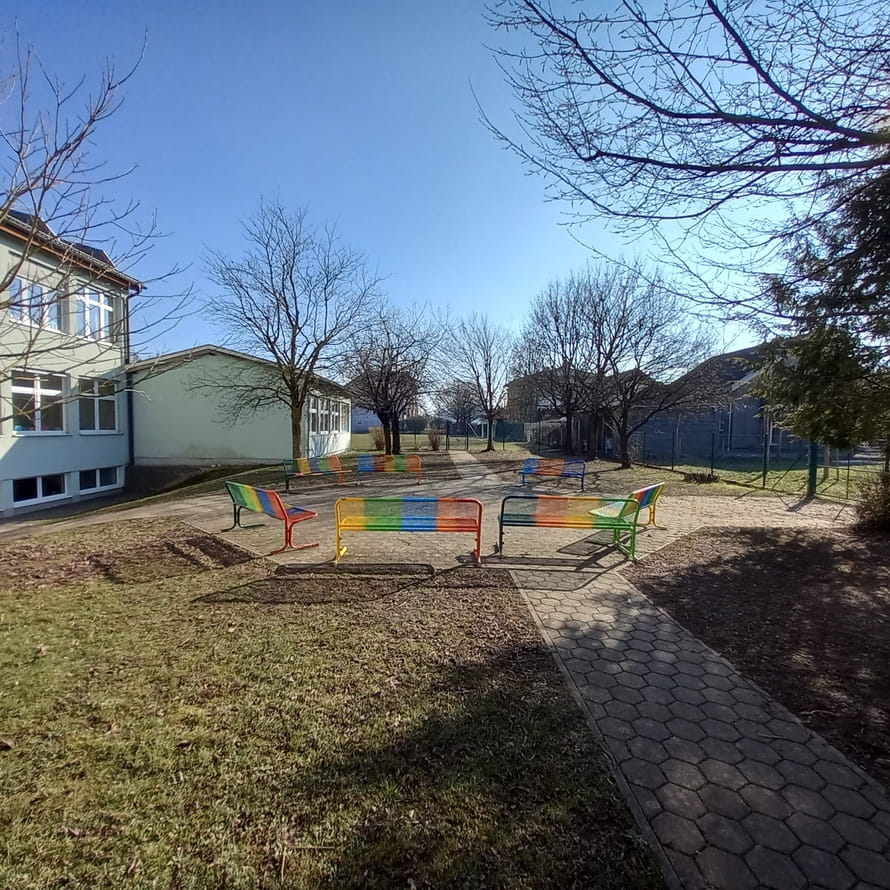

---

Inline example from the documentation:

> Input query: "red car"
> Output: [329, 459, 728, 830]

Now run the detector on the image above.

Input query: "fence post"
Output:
[671, 429, 676, 471]
[761, 434, 769, 488]
[445, 421, 450, 452]
[806, 441, 818, 497]
[710, 430, 716, 477]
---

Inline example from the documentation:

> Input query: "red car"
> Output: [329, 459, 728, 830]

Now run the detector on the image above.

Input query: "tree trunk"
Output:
[290, 393, 304, 459]
[822, 444, 831, 482]
[618, 430, 632, 468]
[586, 410, 599, 460]
[564, 410, 574, 454]
[392, 416, 402, 454]
[379, 411, 392, 454]
[485, 411, 495, 451]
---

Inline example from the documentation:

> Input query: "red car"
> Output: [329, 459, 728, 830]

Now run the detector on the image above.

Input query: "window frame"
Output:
[75, 287, 115, 342]
[10, 370, 67, 435]
[12, 473, 68, 506]
[78, 377, 119, 433]
[8, 276, 64, 331]
[79, 466, 121, 493]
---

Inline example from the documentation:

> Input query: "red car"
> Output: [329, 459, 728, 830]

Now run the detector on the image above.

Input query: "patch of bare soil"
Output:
[0, 518, 253, 590]
[625, 526, 890, 788]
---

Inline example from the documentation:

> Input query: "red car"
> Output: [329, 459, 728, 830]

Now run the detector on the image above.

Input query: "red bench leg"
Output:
[269, 515, 320, 555]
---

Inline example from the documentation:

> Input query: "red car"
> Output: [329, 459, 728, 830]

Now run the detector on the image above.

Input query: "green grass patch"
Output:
[0, 519, 661, 889]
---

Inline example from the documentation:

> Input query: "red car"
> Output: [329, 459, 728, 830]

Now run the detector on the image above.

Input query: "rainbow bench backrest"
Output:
[629, 483, 665, 525]
[284, 455, 343, 475]
[356, 454, 422, 477]
[521, 457, 586, 477]
[225, 481, 287, 521]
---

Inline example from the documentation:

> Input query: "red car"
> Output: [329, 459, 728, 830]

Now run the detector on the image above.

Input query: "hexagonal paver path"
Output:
[520, 571, 890, 890]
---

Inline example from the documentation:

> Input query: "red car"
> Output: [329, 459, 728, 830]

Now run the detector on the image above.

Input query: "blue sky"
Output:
[9, 1, 746, 356]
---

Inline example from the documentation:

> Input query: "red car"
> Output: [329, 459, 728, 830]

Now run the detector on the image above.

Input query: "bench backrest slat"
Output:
[284, 455, 342, 475]
[225, 481, 287, 520]
[357, 454, 422, 473]
[336, 496, 480, 526]
[631, 483, 664, 507]
[521, 457, 585, 476]
[501, 494, 637, 524]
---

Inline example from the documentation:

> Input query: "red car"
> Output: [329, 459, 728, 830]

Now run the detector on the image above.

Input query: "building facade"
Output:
[129, 346, 351, 465]
[0, 214, 141, 517]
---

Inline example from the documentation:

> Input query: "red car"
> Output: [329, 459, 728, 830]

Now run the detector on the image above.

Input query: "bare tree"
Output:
[514, 272, 597, 453]
[203, 201, 381, 458]
[450, 314, 512, 451]
[487, 0, 890, 238]
[1, 37, 190, 422]
[593, 274, 715, 467]
[436, 379, 481, 434]
[344, 305, 438, 454]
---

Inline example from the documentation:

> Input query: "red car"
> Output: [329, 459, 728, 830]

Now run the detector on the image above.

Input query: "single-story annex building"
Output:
[128, 345, 351, 465]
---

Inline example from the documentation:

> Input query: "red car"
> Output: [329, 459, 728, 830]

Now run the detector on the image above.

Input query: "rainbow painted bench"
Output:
[224, 481, 319, 555]
[356, 453, 422, 485]
[518, 457, 587, 491]
[591, 483, 666, 528]
[497, 494, 641, 559]
[335, 497, 483, 565]
[283, 455, 346, 490]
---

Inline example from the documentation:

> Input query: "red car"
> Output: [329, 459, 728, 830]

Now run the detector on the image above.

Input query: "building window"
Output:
[78, 378, 117, 431]
[11, 371, 65, 433]
[79, 466, 119, 491]
[13, 473, 67, 504]
[8, 277, 63, 331]
[75, 288, 115, 341]
[309, 396, 319, 433]
[340, 402, 350, 433]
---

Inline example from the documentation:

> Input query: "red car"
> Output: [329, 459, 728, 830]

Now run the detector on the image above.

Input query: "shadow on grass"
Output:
[626, 526, 890, 788]
[263, 643, 661, 889]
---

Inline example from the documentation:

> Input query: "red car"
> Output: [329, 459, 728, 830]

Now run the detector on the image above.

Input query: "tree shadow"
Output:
[626, 526, 890, 787]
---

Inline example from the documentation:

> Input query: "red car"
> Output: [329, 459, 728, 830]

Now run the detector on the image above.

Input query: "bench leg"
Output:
[268, 517, 320, 556]
[222, 504, 242, 532]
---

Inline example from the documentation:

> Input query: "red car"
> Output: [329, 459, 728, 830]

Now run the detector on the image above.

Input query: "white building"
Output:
[0, 212, 141, 517]
[129, 345, 351, 465]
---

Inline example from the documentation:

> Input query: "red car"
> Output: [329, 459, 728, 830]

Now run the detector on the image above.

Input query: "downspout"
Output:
[125, 285, 136, 471]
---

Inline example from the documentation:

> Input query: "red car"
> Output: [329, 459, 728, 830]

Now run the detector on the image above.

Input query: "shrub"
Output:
[427, 426, 442, 451]
[369, 425, 386, 451]
[855, 471, 890, 530]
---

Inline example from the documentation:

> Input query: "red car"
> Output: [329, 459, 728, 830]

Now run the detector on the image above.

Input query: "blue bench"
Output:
[518, 457, 587, 491]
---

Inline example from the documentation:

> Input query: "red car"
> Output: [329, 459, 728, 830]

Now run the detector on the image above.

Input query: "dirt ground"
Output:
[625, 526, 890, 789]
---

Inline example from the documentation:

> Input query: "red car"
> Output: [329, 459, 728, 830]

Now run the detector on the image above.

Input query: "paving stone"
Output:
[782, 783, 836, 819]
[662, 759, 707, 791]
[700, 758, 748, 791]
[664, 737, 706, 765]
[666, 850, 708, 890]
[631, 784, 664, 819]
[676, 660, 706, 677]
[813, 759, 865, 790]
[598, 716, 634, 741]
[699, 783, 750, 819]
[612, 684, 645, 706]
[741, 785, 794, 819]
[640, 685, 675, 705]
[767, 717, 810, 743]
[824, 785, 877, 819]
[700, 686, 738, 706]
[700, 737, 744, 765]
[668, 700, 706, 723]
[656, 782, 707, 819]
[738, 758, 786, 790]
[774, 739, 818, 766]
[579, 684, 612, 705]
[652, 811, 706, 854]
[830, 813, 887, 852]
[742, 812, 800, 853]
[701, 701, 739, 724]
[672, 685, 707, 706]
[675, 673, 707, 691]
[745, 844, 807, 889]
[614, 671, 647, 691]
[647, 671, 677, 690]
[787, 813, 845, 854]
[778, 760, 827, 791]
[632, 716, 672, 742]
[840, 845, 890, 885]
[701, 659, 734, 677]
[637, 701, 673, 722]
[697, 846, 759, 889]
[586, 670, 618, 689]
[792, 845, 857, 890]
[699, 812, 754, 854]
[623, 758, 668, 791]
[732, 702, 771, 722]
[667, 717, 706, 742]
[628, 736, 669, 765]
[701, 672, 735, 691]
[700, 717, 742, 742]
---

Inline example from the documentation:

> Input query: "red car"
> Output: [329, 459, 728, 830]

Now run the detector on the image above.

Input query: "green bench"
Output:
[282, 455, 346, 490]
[224, 481, 319, 555]
[497, 494, 641, 559]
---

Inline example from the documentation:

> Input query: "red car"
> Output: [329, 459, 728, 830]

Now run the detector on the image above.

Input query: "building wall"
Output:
[131, 352, 350, 464]
[0, 230, 130, 516]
